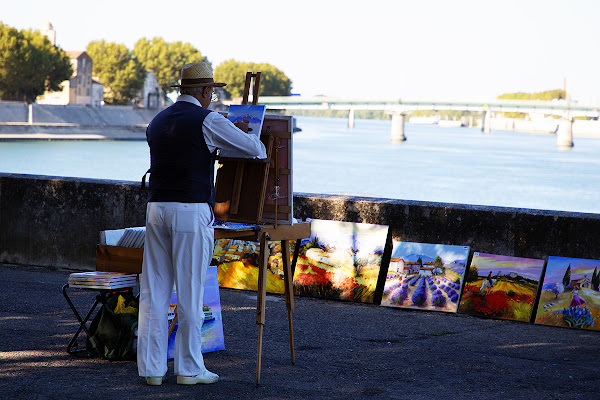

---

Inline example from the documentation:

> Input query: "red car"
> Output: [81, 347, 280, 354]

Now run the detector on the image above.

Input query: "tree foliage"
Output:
[497, 89, 566, 101]
[0, 22, 72, 103]
[562, 264, 571, 288]
[86, 40, 146, 105]
[465, 265, 479, 283]
[497, 89, 566, 119]
[214, 59, 292, 98]
[132, 37, 206, 97]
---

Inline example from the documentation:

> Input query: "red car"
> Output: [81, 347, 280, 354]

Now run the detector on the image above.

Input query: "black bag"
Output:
[86, 291, 139, 361]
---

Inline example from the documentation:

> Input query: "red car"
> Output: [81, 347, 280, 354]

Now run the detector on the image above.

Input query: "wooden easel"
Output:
[213, 72, 310, 385]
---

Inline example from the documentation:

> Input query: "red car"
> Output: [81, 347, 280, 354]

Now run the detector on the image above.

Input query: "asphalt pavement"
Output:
[1, 263, 599, 400]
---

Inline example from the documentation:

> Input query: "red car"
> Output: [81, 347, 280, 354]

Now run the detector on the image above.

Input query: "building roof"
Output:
[66, 51, 87, 59]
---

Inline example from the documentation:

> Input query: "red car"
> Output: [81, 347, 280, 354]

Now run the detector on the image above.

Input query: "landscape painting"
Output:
[381, 241, 470, 312]
[292, 219, 388, 303]
[535, 256, 600, 331]
[458, 252, 545, 322]
[167, 265, 225, 358]
[212, 238, 293, 294]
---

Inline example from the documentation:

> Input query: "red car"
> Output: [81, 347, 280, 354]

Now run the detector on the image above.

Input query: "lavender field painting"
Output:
[535, 256, 600, 331]
[381, 241, 470, 312]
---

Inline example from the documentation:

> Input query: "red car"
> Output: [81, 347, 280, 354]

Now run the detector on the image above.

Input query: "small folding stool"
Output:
[62, 284, 134, 356]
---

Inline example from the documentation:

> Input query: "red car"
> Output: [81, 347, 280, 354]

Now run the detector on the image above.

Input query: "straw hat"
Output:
[170, 62, 226, 88]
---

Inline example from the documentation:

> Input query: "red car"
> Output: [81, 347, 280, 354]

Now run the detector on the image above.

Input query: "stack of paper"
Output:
[116, 227, 146, 248]
[68, 271, 137, 290]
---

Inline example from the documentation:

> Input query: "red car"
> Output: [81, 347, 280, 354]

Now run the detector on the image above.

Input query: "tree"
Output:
[592, 267, 599, 291]
[132, 37, 206, 98]
[214, 59, 292, 98]
[550, 282, 564, 299]
[465, 265, 479, 284]
[0, 23, 72, 103]
[562, 264, 571, 288]
[86, 40, 146, 105]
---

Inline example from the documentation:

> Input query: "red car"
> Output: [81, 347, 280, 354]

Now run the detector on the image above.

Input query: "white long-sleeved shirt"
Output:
[177, 95, 267, 159]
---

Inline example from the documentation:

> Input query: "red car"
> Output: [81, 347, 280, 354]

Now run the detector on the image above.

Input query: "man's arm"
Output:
[203, 113, 267, 159]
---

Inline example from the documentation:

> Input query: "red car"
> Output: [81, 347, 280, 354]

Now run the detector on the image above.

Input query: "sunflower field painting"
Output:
[212, 238, 293, 294]
[292, 219, 388, 303]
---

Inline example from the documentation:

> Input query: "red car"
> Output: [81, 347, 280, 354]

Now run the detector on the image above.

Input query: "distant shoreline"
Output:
[0, 123, 147, 141]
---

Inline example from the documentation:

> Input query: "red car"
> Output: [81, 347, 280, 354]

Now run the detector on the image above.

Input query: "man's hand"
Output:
[234, 120, 250, 133]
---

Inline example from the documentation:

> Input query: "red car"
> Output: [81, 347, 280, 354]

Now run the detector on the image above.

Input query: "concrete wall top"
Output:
[0, 102, 163, 127]
[1, 173, 599, 270]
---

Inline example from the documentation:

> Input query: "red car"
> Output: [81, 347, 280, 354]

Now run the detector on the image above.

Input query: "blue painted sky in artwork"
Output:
[542, 256, 600, 286]
[391, 241, 470, 267]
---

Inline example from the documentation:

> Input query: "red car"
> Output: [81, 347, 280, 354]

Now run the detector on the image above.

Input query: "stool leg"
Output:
[62, 284, 101, 355]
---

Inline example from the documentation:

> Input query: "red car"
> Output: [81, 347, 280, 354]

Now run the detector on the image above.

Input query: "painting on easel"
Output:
[458, 252, 545, 322]
[535, 256, 600, 330]
[212, 238, 294, 294]
[381, 241, 470, 313]
[292, 219, 388, 303]
[219, 104, 266, 158]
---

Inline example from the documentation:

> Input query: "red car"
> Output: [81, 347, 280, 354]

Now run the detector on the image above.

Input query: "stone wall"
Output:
[1, 173, 599, 270]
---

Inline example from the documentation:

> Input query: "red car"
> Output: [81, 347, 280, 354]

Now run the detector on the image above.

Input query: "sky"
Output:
[543, 256, 600, 285]
[3, 0, 600, 103]
[392, 242, 470, 265]
[471, 253, 545, 280]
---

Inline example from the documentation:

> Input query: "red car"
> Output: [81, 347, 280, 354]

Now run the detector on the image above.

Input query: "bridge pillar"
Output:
[481, 108, 491, 134]
[556, 118, 574, 149]
[348, 108, 355, 129]
[391, 113, 406, 142]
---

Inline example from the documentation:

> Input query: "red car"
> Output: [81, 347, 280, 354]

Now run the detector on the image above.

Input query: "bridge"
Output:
[259, 96, 600, 148]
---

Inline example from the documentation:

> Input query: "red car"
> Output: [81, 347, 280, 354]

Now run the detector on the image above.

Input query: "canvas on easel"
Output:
[219, 104, 266, 158]
[214, 71, 294, 226]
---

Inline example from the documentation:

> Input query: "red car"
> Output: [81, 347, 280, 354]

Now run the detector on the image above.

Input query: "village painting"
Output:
[293, 219, 388, 303]
[535, 256, 600, 330]
[458, 253, 545, 322]
[212, 238, 293, 294]
[380, 241, 470, 312]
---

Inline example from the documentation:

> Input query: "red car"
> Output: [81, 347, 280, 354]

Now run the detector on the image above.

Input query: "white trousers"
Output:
[137, 202, 214, 377]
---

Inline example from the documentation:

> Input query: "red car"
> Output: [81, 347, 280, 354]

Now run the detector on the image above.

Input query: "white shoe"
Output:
[146, 376, 163, 386]
[177, 370, 219, 385]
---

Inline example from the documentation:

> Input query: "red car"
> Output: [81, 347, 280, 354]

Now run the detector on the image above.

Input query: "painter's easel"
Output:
[214, 72, 310, 385]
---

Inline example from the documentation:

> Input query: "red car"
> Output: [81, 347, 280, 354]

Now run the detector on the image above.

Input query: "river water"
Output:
[0, 116, 598, 214]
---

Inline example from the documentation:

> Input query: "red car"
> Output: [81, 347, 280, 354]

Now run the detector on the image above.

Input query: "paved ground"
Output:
[1, 263, 599, 400]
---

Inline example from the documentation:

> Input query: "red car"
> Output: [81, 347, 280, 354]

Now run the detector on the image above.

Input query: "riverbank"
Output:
[0, 123, 147, 140]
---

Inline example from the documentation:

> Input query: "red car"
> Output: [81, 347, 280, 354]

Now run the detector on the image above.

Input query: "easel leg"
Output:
[281, 239, 295, 364]
[255, 232, 269, 386]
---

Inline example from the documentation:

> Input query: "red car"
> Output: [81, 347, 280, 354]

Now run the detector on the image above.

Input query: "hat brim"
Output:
[170, 82, 227, 88]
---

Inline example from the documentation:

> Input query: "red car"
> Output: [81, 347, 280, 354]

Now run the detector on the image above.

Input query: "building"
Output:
[40, 22, 56, 46]
[37, 23, 103, 106]
[571, 276, 591, 289]
[139, 70, 164, 109]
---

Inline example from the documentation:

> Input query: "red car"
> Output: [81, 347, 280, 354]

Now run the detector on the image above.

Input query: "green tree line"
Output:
[0, 22, 292, 105]
[0, 22, 73, 103]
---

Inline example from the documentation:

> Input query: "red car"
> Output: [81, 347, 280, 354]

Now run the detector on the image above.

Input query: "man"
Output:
[138, 62, 266, 386]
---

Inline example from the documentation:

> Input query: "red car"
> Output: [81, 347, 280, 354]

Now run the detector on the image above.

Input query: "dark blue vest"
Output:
[146, 101, 216, 205]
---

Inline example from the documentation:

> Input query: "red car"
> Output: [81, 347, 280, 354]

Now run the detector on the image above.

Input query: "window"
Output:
[86, 88, 90, 96]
